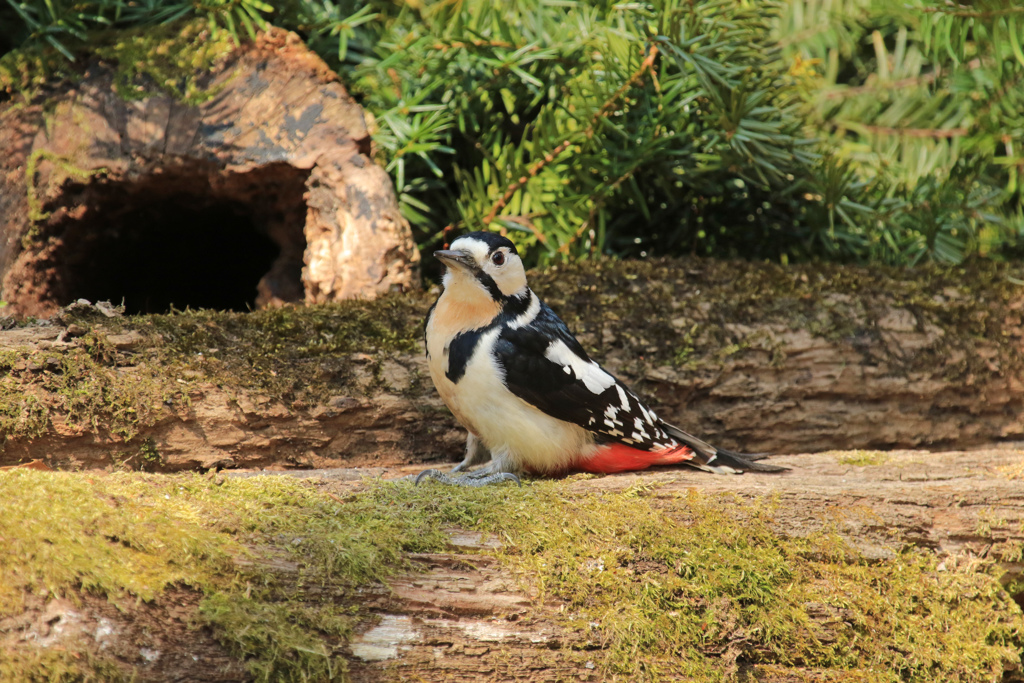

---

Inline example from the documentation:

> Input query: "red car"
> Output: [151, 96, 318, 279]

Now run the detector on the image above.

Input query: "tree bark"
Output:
[2, 258, 1022, 470]
[0, 26, 418, 318]
[9, 451, 1011, 683]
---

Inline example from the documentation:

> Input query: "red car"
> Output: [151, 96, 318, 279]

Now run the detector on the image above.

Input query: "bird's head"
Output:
[435, 231, 528, 300]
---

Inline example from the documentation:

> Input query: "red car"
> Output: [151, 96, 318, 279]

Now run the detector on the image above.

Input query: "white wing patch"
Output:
[615, 385, 630, 411]
[544, 340, 616, 395]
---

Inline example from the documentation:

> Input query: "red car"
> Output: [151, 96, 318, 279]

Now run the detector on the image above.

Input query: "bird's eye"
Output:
[491, 251, 506, 266]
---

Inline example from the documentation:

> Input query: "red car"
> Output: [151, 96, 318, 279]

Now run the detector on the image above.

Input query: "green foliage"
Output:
[1, 0, 1023, 266]
[779, 0, 1024, 265]
[1, 0, 268, 59]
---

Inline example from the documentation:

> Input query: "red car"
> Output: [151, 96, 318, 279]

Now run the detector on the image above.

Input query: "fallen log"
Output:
[0, 257, 1022, 470]
[2, 451, 1020, 682]
[338, 447, 1024, 681]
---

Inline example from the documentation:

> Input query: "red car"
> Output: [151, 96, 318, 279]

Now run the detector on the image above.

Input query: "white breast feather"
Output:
[443, 329, 594, 473]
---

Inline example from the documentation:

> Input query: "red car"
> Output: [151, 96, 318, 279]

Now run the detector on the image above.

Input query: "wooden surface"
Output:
[293, 447, 1024, 681]
[2, 256, 1024, 468]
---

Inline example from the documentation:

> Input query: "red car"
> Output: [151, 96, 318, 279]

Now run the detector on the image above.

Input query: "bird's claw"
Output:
[415, 468, 521, 487]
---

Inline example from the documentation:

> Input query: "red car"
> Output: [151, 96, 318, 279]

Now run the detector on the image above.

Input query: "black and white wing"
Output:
[493, 299, 786, 472]
[492, 301, 679, 451]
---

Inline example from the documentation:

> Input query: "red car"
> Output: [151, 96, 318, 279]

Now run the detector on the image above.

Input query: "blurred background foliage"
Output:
[2, 0, 1023, 269]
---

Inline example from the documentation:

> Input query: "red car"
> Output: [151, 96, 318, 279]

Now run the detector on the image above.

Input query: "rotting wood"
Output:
[0, 26, 419, 317]
[309, 448, 1024, 681]
[1, 258, 1023, 469]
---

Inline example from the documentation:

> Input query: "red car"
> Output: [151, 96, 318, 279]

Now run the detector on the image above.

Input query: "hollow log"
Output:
[0, 258, 1021, 469]
[0, 26, 418, 318]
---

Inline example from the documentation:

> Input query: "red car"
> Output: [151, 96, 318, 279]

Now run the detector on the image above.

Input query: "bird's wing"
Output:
[493, 303, 679, 452]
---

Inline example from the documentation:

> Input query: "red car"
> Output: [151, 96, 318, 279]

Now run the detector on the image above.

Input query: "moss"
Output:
[141, 296, 427, 403]
[0, 295, 431, 450]
[0, 470, 455, 681]
[0, 20, 234, 103]
[0, 649, 129, 682]
[0, 43, 76, 101]
[2, 257, 1023, 456]
[0, 471, 1019, 681]
[91, 21, 235, 104]
[834, 450, 891, 466]
[529, 257, 1024, 385]
[24, 150, 108, 225]
[0, 334, 185, 448]
[460, 483, 1023, 681]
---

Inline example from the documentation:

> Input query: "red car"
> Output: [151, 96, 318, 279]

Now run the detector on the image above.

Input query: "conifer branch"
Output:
[482, 44, 660, 241]
[919, 5, 1024, 17]
[859, 125, 970, 139]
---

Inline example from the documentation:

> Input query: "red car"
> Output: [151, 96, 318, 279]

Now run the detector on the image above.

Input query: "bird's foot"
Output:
[414, 468, 521, 487]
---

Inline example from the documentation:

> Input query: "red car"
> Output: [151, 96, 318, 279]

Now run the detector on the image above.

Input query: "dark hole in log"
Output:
[43, 163, 309, 314]
[62, 198, 279, 314]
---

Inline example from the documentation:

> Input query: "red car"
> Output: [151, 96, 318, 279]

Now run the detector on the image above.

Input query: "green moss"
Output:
[0, 295, 430, 450]
[2, 257, 1023, 457]
[0, 43, 75, 100]
[0, 336, 183, 448]
[0, 20, 234, 103]
[530, 258, 1024, 387]
[459, 484, 1023, 681]
[0, 470, 455, 681]
[834, 450, 891, 466]
[24, 150, 108, 225]
[1, 472, 1019, 681]
[91, 21, 235, 104]
[142, 296, 427, 402]
[0, 649, 129, 682]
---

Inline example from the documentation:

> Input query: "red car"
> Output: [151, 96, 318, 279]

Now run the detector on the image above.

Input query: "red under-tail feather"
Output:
[578, 443, 694, 474]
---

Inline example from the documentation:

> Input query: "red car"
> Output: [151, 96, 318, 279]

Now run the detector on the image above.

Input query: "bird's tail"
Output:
[661, 424, 787, 474]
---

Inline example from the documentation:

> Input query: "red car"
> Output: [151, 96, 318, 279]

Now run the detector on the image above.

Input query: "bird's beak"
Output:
[434, 249, 476, 270]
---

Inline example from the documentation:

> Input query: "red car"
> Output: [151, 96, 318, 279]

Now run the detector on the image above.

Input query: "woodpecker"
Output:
[418, 231, 785, 486]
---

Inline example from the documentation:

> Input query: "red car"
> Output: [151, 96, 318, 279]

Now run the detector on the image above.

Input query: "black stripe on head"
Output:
[474, 271, 505, 301]
[459, 231, 519, 257]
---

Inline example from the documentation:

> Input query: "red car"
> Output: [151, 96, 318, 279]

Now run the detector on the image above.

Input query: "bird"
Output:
[417, 231, 786, 486]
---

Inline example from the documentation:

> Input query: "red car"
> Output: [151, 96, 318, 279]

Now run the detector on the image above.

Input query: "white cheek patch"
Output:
[544, 340, 616, 395]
